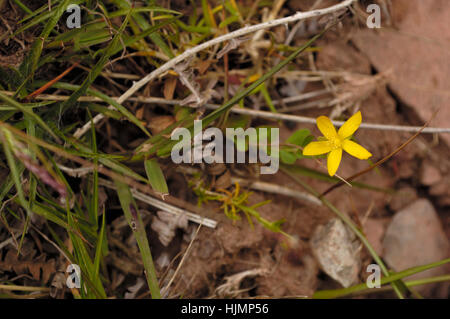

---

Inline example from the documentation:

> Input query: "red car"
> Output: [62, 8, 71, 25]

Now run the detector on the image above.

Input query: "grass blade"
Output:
[19, 0, 71, 85]
[313, 258, 450, 299]
[144, 158, 169, 196]
[114, 180, 161, 298]
[60, 13, 130, 112]
[0, 91, 59, 140]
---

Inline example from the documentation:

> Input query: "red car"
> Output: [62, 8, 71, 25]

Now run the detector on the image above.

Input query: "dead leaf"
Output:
[147, 115, 175, 135]
[0, 250, 57, 284]
[196, 60, 213, 75]
[164, 76, 178, 100]
[136, 107, 145, 120]
[214, 170, 232, 190]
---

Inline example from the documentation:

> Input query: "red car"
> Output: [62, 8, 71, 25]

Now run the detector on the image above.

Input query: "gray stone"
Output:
[383, 199, 450, 297]
[310, 218, 361, 288]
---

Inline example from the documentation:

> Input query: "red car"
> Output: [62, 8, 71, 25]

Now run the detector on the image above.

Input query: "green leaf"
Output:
[109, 6, 180, 18]
[0, 129, 31, 214]
[0, 92, 59, 140]
[19, 0, 72, 84]
[260, 82, 277, 113]
[144, 159, 169, 195]
[93, 211, 106, 280]
[313, 257, 450, 299]
[60, 13, 131, 112]
[280, 149, 297, 165]
[114, 179, 161, 298]
[218, 15, 239, 28]
[286, 129, 311, 147]
[35, 81, 151, 137]
[111, 0, 176, 59]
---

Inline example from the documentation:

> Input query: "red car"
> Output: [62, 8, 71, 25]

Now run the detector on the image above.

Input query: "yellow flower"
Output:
[303, 111, 372, 176]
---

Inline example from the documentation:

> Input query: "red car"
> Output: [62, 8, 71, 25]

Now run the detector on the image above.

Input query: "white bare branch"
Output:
[5, 91, 449, 133]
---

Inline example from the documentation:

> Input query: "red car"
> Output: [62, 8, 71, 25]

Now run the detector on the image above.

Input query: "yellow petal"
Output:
[342, 139, 372, 159]
[327, 148, 342, 176]
[338, 111, 362, 139]
[317, 116, 338, 141]
[303, 141, 332, 156]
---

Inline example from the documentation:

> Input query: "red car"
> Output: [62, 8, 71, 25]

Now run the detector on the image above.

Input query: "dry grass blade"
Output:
[24, 62, 79, 101]
[98, 178, 217, 229]
[161, 224, 202, 298]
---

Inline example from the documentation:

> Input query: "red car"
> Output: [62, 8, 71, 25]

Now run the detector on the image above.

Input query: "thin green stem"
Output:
[12, 0, 32, 14]
[313, 260, 450, 298]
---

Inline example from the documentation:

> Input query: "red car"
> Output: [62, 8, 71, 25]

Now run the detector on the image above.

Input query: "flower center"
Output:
[329, 136, 342, 149]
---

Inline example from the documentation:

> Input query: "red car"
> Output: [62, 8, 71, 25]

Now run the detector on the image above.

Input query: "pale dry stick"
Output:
[272, 0, 325, 66]
[57, 164, 97, 178]
[0, 284, 50, 292]
[214, 268, 269, 297]
[279, 96, 362, 112]
[284, 19, 305, 46]
[133, 97, 450, 133]
[0, 16, 26, 49]
[201, 104, 450, 134]
[30, 223, 72, 264]
[72, 0, 357, 139]
[251, 0, 286, 42]
[0, 89, 331, 107]
[244, 0, 261, 24]
[248, 0, 286, 59]
[0, 232, 20, 250]
[356, 200, 375, 255]
[277, 88, 330, 104]
[278, 97, 333, 112]
[0, 192, 19, 214]
[100, 71, 141, 81]
[231, 177, 322, 206]
[98, 178, 217, 229]
[176, 166, 322, 205]
[361, 200, 375, 226]
[4, 91, 450, 133]
[161, 224, 202, 298]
